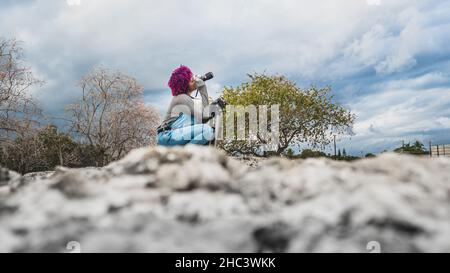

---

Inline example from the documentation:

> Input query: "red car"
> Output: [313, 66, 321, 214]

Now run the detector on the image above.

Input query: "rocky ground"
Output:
[1, 145, 450, 253]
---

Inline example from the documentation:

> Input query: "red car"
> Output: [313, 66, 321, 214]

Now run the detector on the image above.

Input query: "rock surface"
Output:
[1, 145, 450, 253]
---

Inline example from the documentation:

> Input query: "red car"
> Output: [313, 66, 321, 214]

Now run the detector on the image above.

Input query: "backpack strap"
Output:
[157, 115, 181, 134]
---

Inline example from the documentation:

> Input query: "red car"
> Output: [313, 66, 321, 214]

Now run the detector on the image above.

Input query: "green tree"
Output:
[394, 140, 428, 156]
[299, 149, 327, 159]
[285, 148, 295, 158]
[0, 125, 81, 174]
[37, 125, 80, 168]
[219, 74, 355, 156]
[343, 148, 347, 157]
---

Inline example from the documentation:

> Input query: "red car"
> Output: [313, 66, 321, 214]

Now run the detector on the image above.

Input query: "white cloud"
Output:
[4, 0, 441, 86]
[347, 73, 450, 153]
[373, 72, 449, 90]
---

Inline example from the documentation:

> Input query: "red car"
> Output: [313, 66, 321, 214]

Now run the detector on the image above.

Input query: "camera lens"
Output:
[201, 72, 214, 81]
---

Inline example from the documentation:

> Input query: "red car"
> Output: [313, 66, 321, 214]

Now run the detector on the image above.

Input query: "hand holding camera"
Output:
[199, 72, 214, 82]
[211, 96, 227, 110]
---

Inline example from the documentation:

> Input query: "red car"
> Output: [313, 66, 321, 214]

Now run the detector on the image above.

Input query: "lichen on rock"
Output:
[1, 145, 450, 253]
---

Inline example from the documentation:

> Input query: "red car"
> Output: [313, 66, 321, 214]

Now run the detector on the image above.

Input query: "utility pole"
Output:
[333, 135, 337, 157]
[429, 141, 432, 157]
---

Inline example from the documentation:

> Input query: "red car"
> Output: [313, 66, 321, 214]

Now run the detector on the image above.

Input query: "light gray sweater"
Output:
[163, 78, 210, 124]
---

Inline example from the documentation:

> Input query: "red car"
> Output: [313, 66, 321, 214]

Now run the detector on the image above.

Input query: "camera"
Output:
[211, 96, 227, 110]
[199, 72, 214, 81]
[194, 72, 214, 98]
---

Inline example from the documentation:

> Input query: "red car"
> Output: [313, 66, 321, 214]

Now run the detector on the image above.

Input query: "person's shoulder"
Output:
[173, 94, 193, 102]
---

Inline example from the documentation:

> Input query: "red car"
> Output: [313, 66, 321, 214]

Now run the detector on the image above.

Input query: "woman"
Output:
[157, 65, 214, 146]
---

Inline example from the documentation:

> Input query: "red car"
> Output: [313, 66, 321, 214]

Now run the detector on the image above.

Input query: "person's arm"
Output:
[195, 77, 215, 123]
[195, 78, 209, 109]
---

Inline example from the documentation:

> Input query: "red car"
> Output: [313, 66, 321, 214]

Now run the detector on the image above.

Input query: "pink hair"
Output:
[168, 65, 193, 96]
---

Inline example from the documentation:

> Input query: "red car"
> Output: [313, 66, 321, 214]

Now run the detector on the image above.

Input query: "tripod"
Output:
[203, 97, 226, 148]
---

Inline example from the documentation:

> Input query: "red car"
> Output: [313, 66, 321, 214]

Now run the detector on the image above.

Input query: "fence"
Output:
[429, 143, 450, 157]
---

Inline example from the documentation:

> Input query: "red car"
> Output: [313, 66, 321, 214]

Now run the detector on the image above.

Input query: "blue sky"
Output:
[1, 0, 450, 155]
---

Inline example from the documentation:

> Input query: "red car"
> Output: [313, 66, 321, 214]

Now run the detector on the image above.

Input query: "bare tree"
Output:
[0, 38, 43, 143]
[65, 67, 160, 166]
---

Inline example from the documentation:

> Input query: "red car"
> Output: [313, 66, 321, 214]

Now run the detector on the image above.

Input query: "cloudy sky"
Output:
[1, 0, 450, 155]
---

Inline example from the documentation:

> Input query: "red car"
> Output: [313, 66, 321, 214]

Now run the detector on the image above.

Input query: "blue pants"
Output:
[157, 114, 214, 146]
